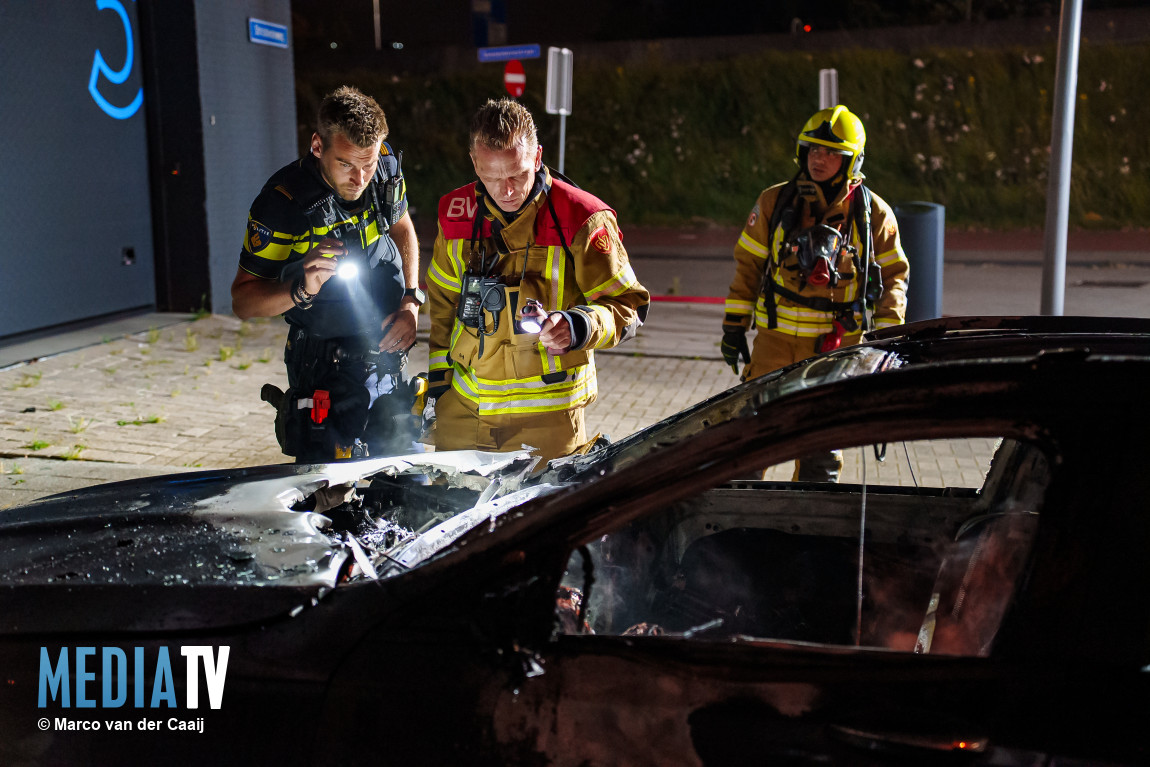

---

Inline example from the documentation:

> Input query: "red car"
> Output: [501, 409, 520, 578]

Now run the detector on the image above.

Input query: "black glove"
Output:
[720, 329, 750, 375]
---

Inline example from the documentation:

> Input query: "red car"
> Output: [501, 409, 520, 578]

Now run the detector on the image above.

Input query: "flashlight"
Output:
[336, 257, 359, 281]
[519, 298, 548, 334]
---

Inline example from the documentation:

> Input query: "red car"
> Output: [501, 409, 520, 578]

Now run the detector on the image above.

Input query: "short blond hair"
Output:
[469, 98, 538, 153]
[316, 86, 388, 148]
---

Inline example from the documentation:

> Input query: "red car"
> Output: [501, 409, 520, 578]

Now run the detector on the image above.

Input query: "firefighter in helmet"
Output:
[720, 105, 909, 482]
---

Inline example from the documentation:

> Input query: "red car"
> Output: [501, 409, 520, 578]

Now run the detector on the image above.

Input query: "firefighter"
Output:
[425, 98, 650, 466]
[721, 105, 909, 482]
[231, 86, 423, 462]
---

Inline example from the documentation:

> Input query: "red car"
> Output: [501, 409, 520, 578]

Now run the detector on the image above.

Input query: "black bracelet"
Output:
[291, 278, 315, 310]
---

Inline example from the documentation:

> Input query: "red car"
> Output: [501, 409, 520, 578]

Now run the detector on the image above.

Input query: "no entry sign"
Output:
[503, 60, 525, 98]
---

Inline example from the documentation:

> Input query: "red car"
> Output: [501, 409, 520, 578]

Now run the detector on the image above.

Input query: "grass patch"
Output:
[116, 414, 165, 426]
[13, 371, 42, 389]
[62, 445, 87, 460]
[47, 400, 64, 411]
[184, 328, 199, 352]
[67, 415, 94, 433]
[24, 440, 50, 451]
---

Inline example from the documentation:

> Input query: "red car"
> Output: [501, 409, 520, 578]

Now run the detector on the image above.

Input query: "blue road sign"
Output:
[249, 18, 289, 49]
[477, 44, 541, 63]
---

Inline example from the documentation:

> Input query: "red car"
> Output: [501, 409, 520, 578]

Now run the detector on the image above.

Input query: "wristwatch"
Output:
[403, 287, 427, 306]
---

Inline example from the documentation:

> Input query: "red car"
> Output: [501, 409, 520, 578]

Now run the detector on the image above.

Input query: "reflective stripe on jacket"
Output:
[724, 179, 909, 337]
[427, 168, 649, 412]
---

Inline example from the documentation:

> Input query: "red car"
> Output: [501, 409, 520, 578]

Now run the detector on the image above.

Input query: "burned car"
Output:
[1, 316, 1148, 766]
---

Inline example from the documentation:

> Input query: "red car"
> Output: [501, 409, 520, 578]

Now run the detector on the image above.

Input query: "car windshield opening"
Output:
[555, 436, 1048, 658]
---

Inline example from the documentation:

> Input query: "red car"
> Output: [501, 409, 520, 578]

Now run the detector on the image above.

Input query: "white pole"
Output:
[373, 0, 382, 51]
[1041, 0, 1084, 316]
[558, 114, 567, 175]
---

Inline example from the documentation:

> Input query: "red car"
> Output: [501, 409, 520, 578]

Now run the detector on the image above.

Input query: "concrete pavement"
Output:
[2, 228, 1148, 508]
[0, 306, 736, 508]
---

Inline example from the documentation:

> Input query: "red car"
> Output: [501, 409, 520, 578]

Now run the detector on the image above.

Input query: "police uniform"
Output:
[426, 167, 649, 465]
[239, 143, 414, 461]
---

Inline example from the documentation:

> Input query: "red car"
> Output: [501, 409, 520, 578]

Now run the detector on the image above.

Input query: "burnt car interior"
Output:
[284, 453, 545, 581]
[555, 436, 1048, 657]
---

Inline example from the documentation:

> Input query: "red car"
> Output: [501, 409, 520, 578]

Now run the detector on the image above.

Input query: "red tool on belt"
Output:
[815, 319, 847, 353]
[309, 390, 330, 424]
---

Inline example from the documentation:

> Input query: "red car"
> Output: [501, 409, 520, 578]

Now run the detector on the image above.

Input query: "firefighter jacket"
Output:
[724, 176, 908, 338]
[427, 168, 650, 417]
[239, 145, 408, 344]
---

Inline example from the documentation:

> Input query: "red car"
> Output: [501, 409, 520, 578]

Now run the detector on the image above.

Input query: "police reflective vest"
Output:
[239, 144, 407, 343]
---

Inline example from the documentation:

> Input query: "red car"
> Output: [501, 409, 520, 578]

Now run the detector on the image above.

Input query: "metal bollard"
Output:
[893, 201, 945, 322]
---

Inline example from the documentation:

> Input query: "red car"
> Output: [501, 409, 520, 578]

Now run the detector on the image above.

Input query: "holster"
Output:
[268, 328, 413, 461]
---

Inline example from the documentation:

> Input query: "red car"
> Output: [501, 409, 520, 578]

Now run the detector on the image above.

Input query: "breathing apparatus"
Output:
[458, 167, 574, 356]
[786, 224, 848, 289]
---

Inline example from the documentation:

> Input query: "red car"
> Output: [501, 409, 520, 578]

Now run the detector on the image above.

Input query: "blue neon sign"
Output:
[88, 0, 143, 120]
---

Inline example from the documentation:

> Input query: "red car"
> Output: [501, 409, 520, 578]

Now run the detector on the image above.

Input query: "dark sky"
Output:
[291, 0, 1141, 55]
[289, 0, 890, 53]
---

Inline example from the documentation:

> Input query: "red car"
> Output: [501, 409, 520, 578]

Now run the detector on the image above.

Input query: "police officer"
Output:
[425, 98, 649, 466]
[232, 86, 423, 462]
[721, 105, 909, 481]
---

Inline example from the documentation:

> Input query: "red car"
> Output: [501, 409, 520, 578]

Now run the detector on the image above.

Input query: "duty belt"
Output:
[286, 328, 404, 387]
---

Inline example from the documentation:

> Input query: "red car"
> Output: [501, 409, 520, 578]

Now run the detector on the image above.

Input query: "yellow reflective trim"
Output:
[550, 246, 563, 311]
[538, 343, 559, 374]
[592, 306, 615, 349]
[738, 231, 769, 259]
[451, 364, 590, 393]
[875, 247, 904, 266]
[449, 371, 598, 413]
[585, 264, 637, 301]
[725, 299, 754, 315]
[449, 239, 467, 279]
[428, 262, 460, 292]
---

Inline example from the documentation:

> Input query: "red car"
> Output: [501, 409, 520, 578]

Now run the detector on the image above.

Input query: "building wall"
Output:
[0, 1, 155, 339]
[0, 0, 297, 339]
[195, 0, 296, 317]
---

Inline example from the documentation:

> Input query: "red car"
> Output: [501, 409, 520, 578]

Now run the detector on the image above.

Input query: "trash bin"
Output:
[892, 202, 944, 323]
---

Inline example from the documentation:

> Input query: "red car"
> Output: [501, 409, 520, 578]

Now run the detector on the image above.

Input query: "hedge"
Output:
[297, 40, 1148, 231]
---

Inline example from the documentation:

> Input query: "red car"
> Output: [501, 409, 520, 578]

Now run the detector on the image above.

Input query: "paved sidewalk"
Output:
[2, 227, 1148, 508]
[0, 306, 737, 508]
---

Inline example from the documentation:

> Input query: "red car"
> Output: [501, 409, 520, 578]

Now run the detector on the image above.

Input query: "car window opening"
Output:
[554, 437, 1048, 658]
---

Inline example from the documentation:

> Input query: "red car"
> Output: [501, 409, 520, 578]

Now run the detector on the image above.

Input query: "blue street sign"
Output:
[248, 18, 289, 49]
[477, 44, 540, 63]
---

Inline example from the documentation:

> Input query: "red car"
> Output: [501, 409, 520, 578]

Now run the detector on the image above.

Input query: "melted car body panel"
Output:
[0, 450, 534, 633]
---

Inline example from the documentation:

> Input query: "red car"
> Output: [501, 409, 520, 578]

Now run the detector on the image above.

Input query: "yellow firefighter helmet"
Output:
[795, 105, 866, 181]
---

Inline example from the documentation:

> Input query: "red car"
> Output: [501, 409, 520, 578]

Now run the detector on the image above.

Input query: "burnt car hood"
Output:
[0, 451, 537, 634]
